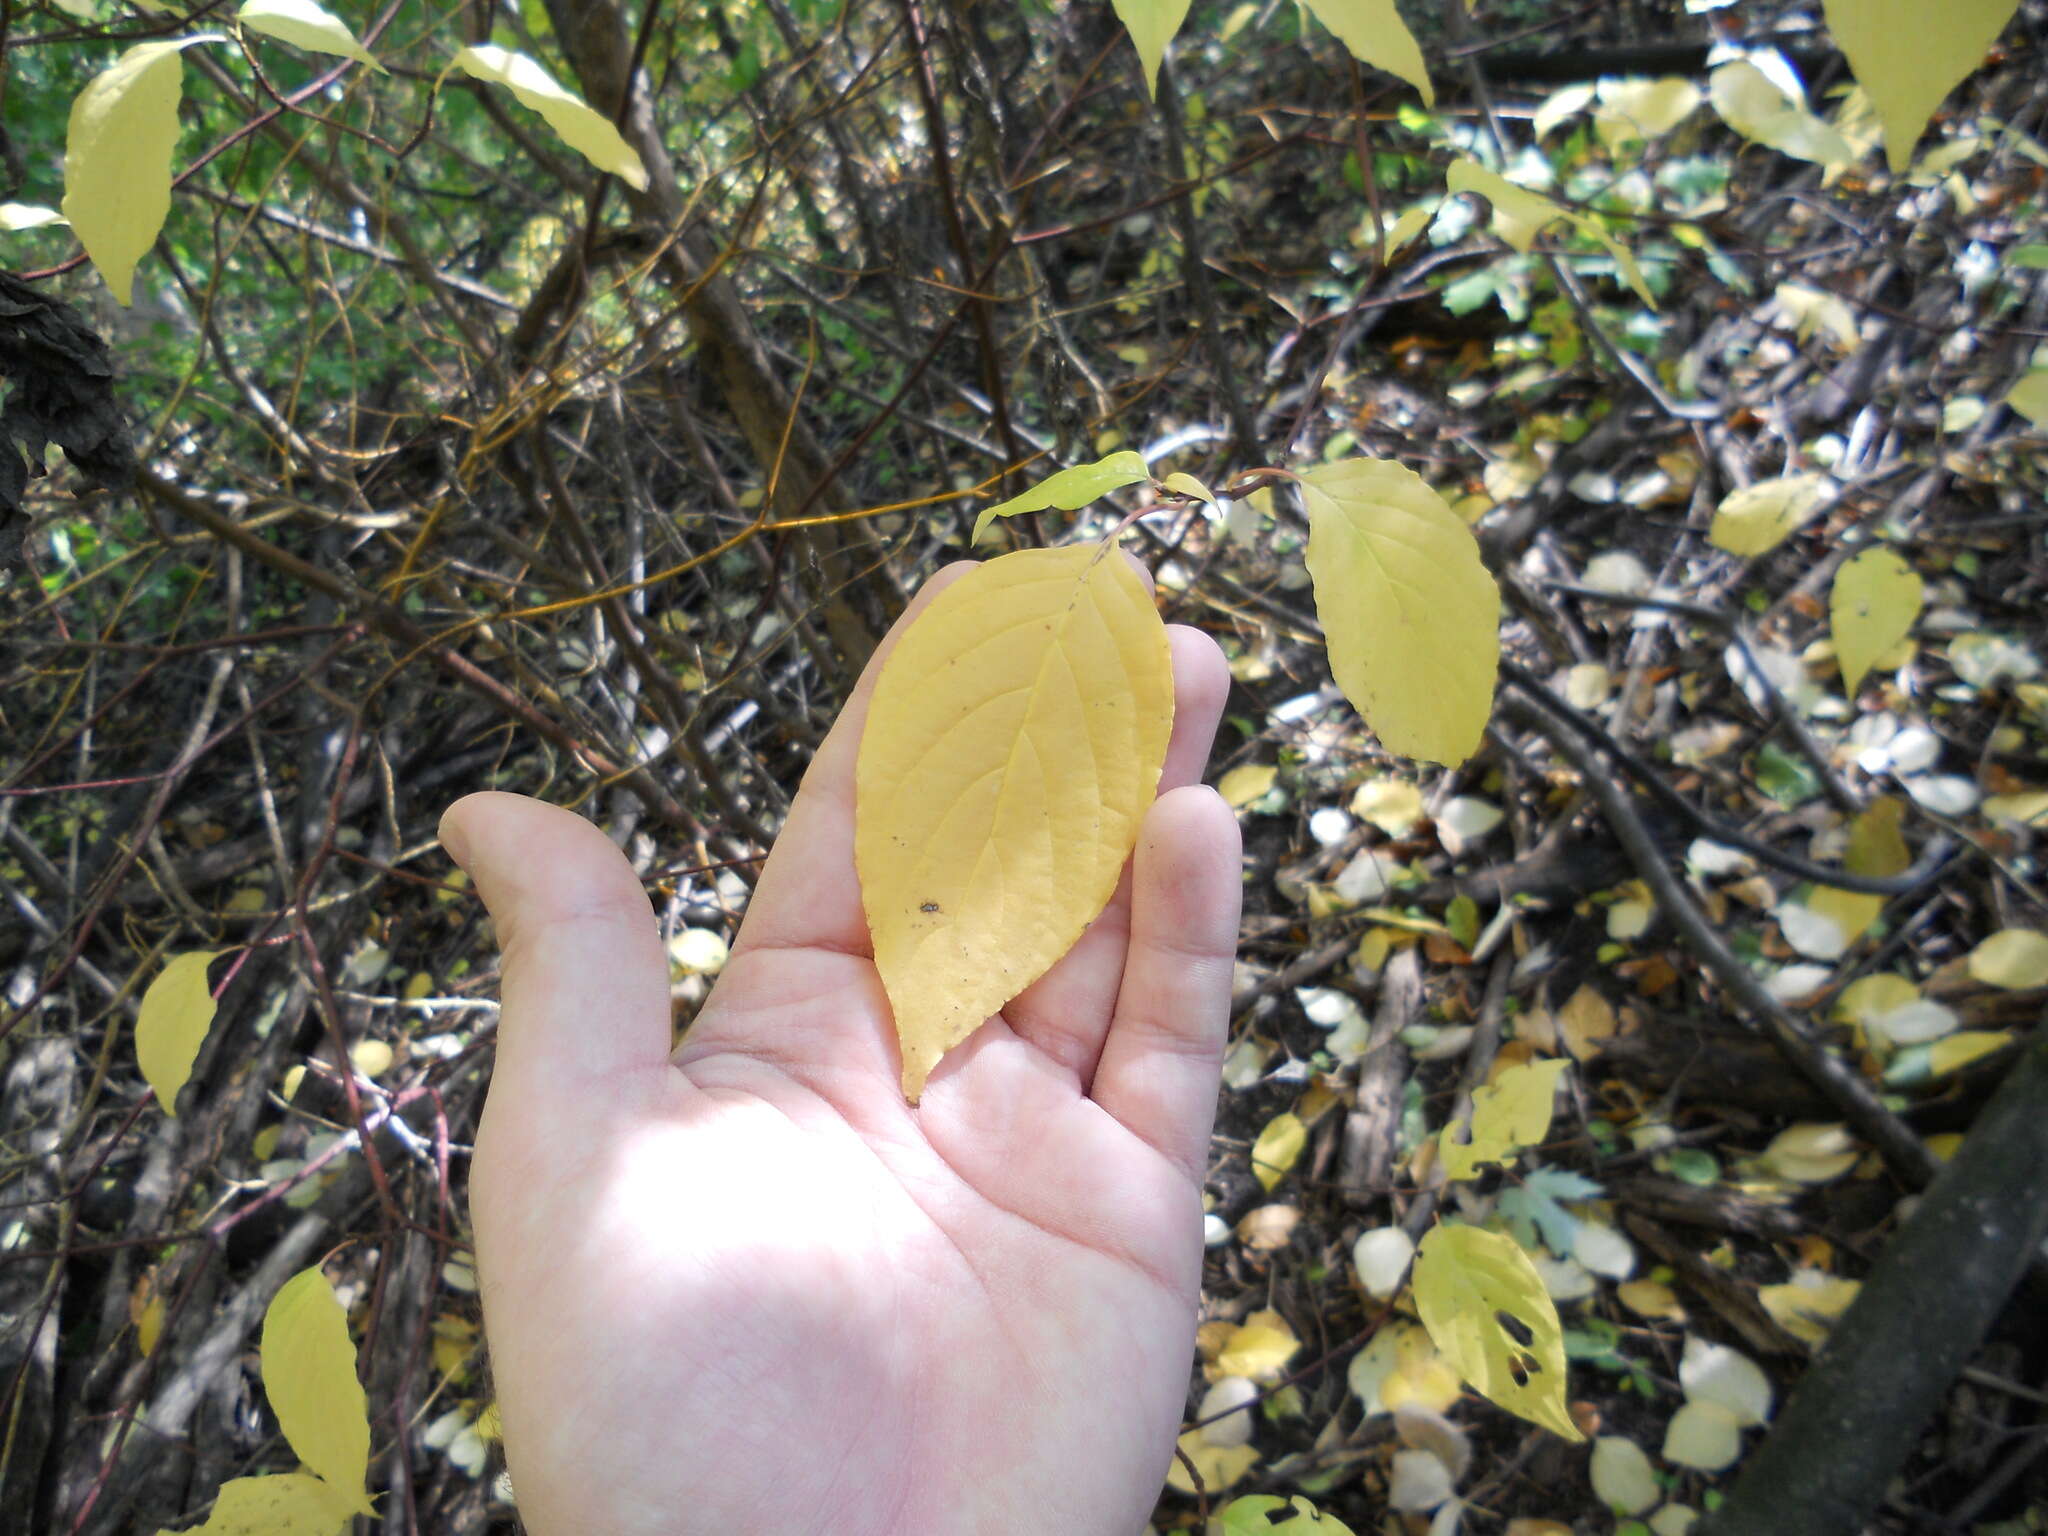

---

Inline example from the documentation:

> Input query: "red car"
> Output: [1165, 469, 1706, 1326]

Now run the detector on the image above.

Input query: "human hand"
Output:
[440, 562, 1240, 1536]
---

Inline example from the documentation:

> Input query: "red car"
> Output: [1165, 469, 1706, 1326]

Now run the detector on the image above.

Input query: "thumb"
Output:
[439, 792, 672, 1099]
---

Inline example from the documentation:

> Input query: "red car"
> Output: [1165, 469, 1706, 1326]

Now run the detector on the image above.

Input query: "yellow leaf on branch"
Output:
[62, 37, 217, 305]
[1109, 0, 1192, 97]
[237, 0, 382, 70]
[450, 46, 649, 191]
[155, 1472, 359, 1536]
[135, 950, 228, 1117]
[261, 1269, 374, 1514]
[1298, 458, 1500, 765]
[1824, 0, 2019, 173]
[856, 544, 1173, 1098]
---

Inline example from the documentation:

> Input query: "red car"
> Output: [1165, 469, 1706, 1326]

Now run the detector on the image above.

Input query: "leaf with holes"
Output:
[856, 544, 1173, 1097]
[1412, 1222, 1581, 1441]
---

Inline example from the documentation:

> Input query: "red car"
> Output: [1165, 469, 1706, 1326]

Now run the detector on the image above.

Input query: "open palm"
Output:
[442, 566, 1240, 1536]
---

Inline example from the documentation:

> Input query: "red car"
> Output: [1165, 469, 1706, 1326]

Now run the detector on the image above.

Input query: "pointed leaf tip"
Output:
[856, 545, 1173, 1097]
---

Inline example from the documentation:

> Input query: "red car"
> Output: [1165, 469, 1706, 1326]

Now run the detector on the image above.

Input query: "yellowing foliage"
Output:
[1708, 474, 1830, 556]
[62, 38, 214, 305]
[1411, 1223, 1582, 1442]
[157, 1473, 358, 1536]
[1298, 458, 1500, 765]
[450, 46, 649, 191]
[237, 0, 381, 70]
[1824, 0, 2019, 172]
[135, 950, 228, 1117]
[1297, 0, 1433, 105]
[261, 1269, 374, 1514]
[1440, 1057, 1567, 1181]
[856, 544, 1173, 1097]
[1832, 548, 1923, 695]
[1110, 0, 1193, 96]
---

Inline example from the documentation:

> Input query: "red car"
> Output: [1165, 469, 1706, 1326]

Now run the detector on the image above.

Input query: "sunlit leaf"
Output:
[1595, 76, 1702, 137]
[856, 544, 1173, 1097]
[1440, 1058, 1567, 1181]
[1109, 0, 1192, 97]
[261, 1269, 373, 1514]
[1824, 0, 2019, 173]
[1832, 548, 1922, 695]
[1252, 1110, 1307, 1191]
[1165, 1430, 1258, 1495]
[450, 45, 649, 191]
[238, 0, 381, 69]
[1215, 1309, 1300, 1382]
[0, 203, 67, 230]
[1217, 763, 1278, 808]
[1412, 1223, 1582, 1441]
[1709, 60, 1853, 166]
[971, 451, 1149, 544]
[1679, 1335, 1773, 1425]
[2007, 372, 2048, 426]
[1967, 929, 2048, 989]
[62, 37, 217, 304]
[155, 1473, 358, 1535]
[1927, 1030, 2013, 1076]
[1298, 0, 1433, 105]
[1662, 1399, 1744, 1470]
[1299, 458, 1500, 764]
[1708, 474, 1831, 556]
[136, 950, 228, 1117]
[1159, 470, 1216, 504]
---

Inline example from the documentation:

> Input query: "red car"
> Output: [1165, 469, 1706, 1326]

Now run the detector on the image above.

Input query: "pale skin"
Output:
[440, 563, 1241, 1535]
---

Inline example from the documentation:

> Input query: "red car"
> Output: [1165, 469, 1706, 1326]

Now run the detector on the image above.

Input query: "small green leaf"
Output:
[970, 451, 1148, 544]
[451, 45, 649, 190]
[136, 950, 228, 1116]
[238, 0, 382, 70]
[1754, 741, 1822, 807]
[1217, 1494, 1358, 1534]
[262, 1269, 374, 1514]
[1412, 1222, 1583, 1441]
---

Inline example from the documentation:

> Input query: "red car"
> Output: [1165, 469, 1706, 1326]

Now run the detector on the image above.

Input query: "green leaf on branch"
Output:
[970, 451, 1149, 544]
[450, 45, 650, 191]
[1298, 457, 1500, 764]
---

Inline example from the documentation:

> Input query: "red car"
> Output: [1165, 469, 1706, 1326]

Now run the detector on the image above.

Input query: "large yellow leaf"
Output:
[1440, 1057, 1567, 1180]
[261, 1269, 373, 1514]
[62, 37, 215, 305]
[1832, 547, 1922, 695]
[1411, 1223, 1582, 1442]
[155, 1473, 358, 1536]
[135, 950, 228, 1117]
[1968, 928, 2048, 989]
[180, 1476, 353, 1536]
[1298, 457, 1500, 764]
[1825, 0, 2017, 173]
[1110, 0, 1192, 97]
[450, 46, 649, 191]
[1298, 0, 1433, 105]
[237, 0, 381, 70]
[1708, 473, 1831, 556]
[856, 544, 1173, 1098]
[971, 451, 1149, 544]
